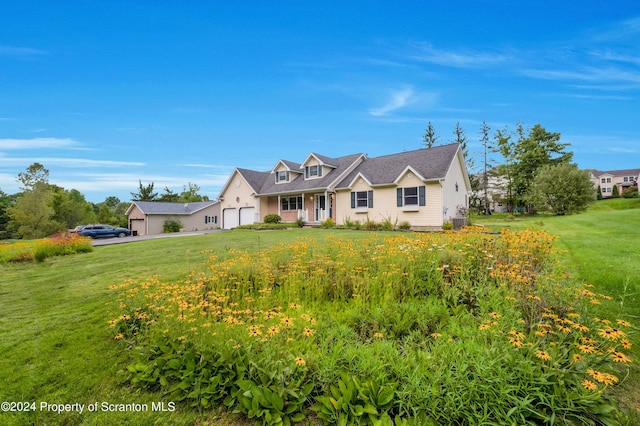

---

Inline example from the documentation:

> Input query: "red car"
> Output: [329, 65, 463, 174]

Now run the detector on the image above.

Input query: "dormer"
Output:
[301, 153, 337, 180]
[271, 160, 301, 184]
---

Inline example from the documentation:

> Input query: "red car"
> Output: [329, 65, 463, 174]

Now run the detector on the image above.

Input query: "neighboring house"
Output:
[590, 169, 640, 197]
[472, 172, 510, 213]
[126, 201, 220, 236]
[218, 143, 471, 230]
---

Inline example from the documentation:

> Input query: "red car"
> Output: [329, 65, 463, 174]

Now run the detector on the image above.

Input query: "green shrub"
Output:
[295, 217, 305, 228]
[320, 218, 335, 228]
[264, 214, 281, 224]
[442, 221, 453, 230]
[398, 221, 411, 230]
[622, 186, 638, 198]
[163, 218, 182, 233]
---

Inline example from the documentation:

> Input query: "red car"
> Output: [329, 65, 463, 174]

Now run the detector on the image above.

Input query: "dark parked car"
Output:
[78, 224, 131, 239]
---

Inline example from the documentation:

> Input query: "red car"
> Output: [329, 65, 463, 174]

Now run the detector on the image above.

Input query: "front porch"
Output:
[266, 192, 335, 224]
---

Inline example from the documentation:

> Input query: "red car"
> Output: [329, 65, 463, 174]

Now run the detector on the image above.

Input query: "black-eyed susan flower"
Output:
[611, 351, 631, 363]
[536, 350, 552, 361]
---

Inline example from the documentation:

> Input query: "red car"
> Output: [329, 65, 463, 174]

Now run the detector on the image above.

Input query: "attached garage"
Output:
[239, 207, 255, 226]
[223, 208, 238, 229]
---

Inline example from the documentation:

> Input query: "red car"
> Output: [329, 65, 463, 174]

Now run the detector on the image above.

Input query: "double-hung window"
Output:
[276, 171, 289, 183]
[305, 165, 322, 178]
[350, 190, 373, 209]
[281, 196, 302, 211]
[397, 186, 426, 208]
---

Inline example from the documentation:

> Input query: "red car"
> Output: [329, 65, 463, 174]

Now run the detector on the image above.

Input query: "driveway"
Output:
[91, 229, 224, 246]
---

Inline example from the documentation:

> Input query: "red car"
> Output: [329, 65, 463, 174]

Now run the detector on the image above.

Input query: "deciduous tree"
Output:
[527, 163, 594, 215]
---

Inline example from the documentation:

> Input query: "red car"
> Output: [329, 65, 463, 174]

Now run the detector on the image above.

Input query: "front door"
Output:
[314, 195, 326, 221]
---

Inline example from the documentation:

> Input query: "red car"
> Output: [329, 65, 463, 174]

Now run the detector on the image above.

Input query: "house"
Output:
[126, 201, 220, 236]
[472, 172, 510, 213]
[590, 169, 640, 197]
[217, 143, 471, 230]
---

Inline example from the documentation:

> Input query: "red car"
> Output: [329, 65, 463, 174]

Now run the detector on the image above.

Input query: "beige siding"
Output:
[442, 151, 469, 221]
[219, 170, 260, 227]
[335, 171, 443, 228]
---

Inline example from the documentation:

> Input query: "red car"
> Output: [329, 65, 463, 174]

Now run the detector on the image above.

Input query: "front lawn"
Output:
[1, 212, 638, 424]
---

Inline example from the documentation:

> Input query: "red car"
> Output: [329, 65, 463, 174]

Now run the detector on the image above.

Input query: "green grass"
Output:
[473, 197, 640, 415]
[0, 230, 369, 425]
[1, 206, 639, 424]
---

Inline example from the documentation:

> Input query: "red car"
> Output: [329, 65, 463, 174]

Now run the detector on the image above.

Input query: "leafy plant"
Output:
[264, 214, 282, 224]
[163, 218, 182, 233]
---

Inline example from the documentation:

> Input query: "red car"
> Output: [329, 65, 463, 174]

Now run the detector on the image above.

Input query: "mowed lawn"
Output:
[474, 198, 640, 416]
[1, 199, 639, 425]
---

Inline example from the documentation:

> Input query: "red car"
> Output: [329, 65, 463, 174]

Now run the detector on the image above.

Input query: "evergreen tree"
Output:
[422, 121, 438, 148]
[131, 180, 158, 201]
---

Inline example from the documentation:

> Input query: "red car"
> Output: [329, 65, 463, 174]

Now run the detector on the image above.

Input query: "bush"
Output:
[264, 214, 281, 224]
[320, 218, 335, 228]
[398, 221, 411, 230]
[442, 221, 453, 230]
[622, 186, 638, 198]
[295, 217, 305, 228]
[163, 218, 182, 233]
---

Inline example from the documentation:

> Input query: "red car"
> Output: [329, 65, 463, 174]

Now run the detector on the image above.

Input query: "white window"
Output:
[281, 196, 302, 211]
[305, 165, 322, 178]
[350, 191, 373, 209]
[397, 186, 426, 207]
[276, 171, 289, 183]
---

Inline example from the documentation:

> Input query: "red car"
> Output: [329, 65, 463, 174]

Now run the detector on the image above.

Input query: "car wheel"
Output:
[118, 232, 127, 238]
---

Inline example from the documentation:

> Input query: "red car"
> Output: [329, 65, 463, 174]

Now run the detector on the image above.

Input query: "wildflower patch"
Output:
[110, 228, 633, 425]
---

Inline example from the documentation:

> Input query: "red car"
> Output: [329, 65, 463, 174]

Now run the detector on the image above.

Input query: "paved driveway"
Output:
[91, 229, 223, 246]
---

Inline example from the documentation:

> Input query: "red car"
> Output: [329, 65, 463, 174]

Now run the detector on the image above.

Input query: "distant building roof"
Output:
[127, 200, 218, 215]
[591, 168, 640, 177]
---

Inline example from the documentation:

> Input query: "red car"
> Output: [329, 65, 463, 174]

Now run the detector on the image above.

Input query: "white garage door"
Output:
[239, 207, 255, 226]
[223, 208, 238, 229]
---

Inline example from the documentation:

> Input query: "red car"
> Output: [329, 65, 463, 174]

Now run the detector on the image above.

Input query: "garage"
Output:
[239, 207, 255, 226]
[222, 208, 238, 229]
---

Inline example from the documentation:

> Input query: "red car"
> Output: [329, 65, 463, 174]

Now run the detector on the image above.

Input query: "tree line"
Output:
[0, 163, 208, 240]
[422, 120, 595, 215]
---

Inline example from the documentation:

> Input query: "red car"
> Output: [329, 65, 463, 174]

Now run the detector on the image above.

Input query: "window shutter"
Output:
[318, 166, 323, 177]
[205, 216, 209, 224]
[397, 188, 403, 207]
[305, 167, 309, 178]
[351, 192, 356, 208]
[285, 171, 289, 181]
[368, 190, 373, 208]
[419, 186, 426, 206]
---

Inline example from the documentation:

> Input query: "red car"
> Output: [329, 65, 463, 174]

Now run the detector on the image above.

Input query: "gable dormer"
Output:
[301, 153, 337, 180]
[271, 160, 301, 184]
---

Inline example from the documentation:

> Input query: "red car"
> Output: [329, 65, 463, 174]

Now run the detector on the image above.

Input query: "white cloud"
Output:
[0, 156, 144, 168]
[407, 43, 510, 68]
[369, 87, 415, 117]
[0, 137, 80, 150]
[0, 45, 47, 57]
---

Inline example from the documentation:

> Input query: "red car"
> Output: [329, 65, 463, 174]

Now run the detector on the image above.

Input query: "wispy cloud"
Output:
[0, 156, 144, 168]
[406, 43, 510, 68]
[0, 137, 80, 150]
[0, 45, 48, 57]
[369, 87, 415, 117]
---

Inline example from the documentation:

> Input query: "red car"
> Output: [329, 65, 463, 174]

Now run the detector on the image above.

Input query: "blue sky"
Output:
[1, 1, 639, 202]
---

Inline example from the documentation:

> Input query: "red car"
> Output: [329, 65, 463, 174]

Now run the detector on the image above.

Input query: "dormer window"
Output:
[305, 165, 322, 178]
[276, 170, 289, 183]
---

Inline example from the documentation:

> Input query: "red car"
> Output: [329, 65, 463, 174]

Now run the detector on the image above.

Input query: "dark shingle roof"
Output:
[257, 153, 364, 195]
[592, 168, 640, 177]
[236, 168, 271, 193]
[336, 143, 460, 189]
[131, 201, 217, 215]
